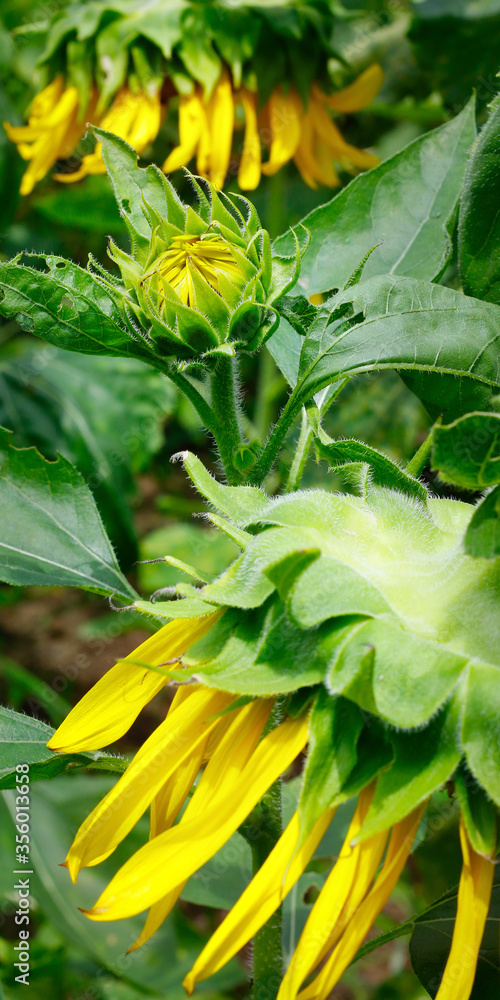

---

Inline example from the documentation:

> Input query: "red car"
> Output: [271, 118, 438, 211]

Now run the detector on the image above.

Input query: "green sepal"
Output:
[328, 618, 468, 729]
[298, 690, 364, 837]
[461, 661, 500, 807]
[432, 412, 500, 491]
[455, 764, 497, 858]
[465, 485, 500, 559]
[315, 433, 429, 505]
[358, 699, 462, 841]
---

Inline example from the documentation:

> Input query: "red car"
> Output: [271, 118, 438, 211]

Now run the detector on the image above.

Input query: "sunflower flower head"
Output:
[45, 451, 500, 1000]
[5, 1, 382, 193]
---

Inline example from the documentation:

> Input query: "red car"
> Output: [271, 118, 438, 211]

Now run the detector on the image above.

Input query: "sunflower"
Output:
[4, 0, 382, 193]
[47, 454, 500, 1000]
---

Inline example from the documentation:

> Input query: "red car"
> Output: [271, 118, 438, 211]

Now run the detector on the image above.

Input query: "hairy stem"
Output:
[248, 389, 304, 486]
[285, 408, 313, 492]
[209, 355, 247, 484]
[250, 779, 284, 1000]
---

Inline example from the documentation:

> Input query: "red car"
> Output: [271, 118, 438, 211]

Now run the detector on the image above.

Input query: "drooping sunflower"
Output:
[47, 451, 500, 1000]
[5, 0, 382, 195]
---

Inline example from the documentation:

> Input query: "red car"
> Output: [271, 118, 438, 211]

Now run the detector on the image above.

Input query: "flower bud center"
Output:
[142, 233, 244, 308]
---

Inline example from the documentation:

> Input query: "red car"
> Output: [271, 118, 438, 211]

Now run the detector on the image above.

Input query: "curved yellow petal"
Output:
[278, 784, 385, 1000]
[8, 85, 83, 195]
[298, 803, 427, 1000]
[207, 70, 234, 190]
[435, 817, 495, 1000]
[315, 65, 384, 113]
[292, 110, 339, 189]
[308, 97, 379, 171]
[163, 88, 206, 173]
[237, 88, 261, 191]
[82, 710, 309, 921]
[46, 612, 222, 752]
[261, 86, 303, 177]
[64, 685, 233, 881]
[184, 806, 336, 993]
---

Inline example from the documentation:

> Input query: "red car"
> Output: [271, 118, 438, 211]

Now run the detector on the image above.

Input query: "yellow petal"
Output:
[12, 86, 83, 195]
[82, 710, 309, 921]
[292, 109, 340, 189]
[315, 65, 384, 113]
[126, 90, 161, 153]
[64, 685, 233, 881]
[278, 784, 386, 1000]
[46, 612, 222, 752]
[207, 70, 234, 190]
[129, 704, 233, 953]
[184, 806, 336, 993]
[435, 816, 495, 1000]
[299, 803, 426, 1000]
[261, 86, 303, 176]
[237, 88, 261, 191]
[163, 88, 206, 173]
[308, 97, 379, 171]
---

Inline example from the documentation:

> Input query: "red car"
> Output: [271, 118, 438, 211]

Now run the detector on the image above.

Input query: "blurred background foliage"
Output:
[1, 1, 499, 997]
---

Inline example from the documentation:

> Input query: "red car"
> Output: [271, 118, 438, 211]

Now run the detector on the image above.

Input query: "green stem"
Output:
[209, 355, 247, 484]
[248, 389, 304, 486]
[285, 408, 313, 492]
[406, 425, 435, 478]
[159, 365, 221, 441]
[250, 778, 284, 1000]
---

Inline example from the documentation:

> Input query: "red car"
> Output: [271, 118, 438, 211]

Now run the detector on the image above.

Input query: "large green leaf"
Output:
[0, 342, 176, 566]
[459, 95, 500, 303]
[0, 707, 126, 790]
[274, 99, 476, 295]
[410, 872, 500, 1000]
[0, 254, 149, 361]
[295, 276, 500, 417]
[0, 427, 135, 598]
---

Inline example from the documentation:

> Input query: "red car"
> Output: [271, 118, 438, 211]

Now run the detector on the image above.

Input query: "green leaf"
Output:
[0, 707, 126, 790]
[0, 342, 176, 566]
[180, 450, 270, 524]
[464, 484, 500, 558]
[0, 427, 135, 599]
[272, 97, 475, 292]
[432, 411, 500, 489]
[410, 871, 500, 1000]
[455, 764, 497, 857]
[459, 95, 500, 303]
[269, 100, 476, 384]
[315, 435, 429, 504]
[97, 127, 185, 245]
[299, 690, 363, 835]
[359, 700, 462, 840]
[462, 661, 500, 806]
[328, 618, 468, 729]
[296, 276, 500, 418]
[0, 254, 149, 361]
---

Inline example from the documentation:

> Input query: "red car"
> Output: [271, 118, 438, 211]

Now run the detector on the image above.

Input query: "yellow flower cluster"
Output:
[47, 615, 495, 1000]
[5, 65, 382, 195]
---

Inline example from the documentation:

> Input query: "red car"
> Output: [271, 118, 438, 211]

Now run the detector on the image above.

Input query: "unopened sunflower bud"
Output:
[105, 138, 306, 361]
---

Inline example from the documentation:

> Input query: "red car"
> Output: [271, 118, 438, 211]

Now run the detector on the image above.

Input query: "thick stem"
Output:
[285, 408, 313, 492]
[210, 355, 247, 484]
[250, 780, 284, 1000]
[248, 389, 304, 486]
[158, 364, 221, 441]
